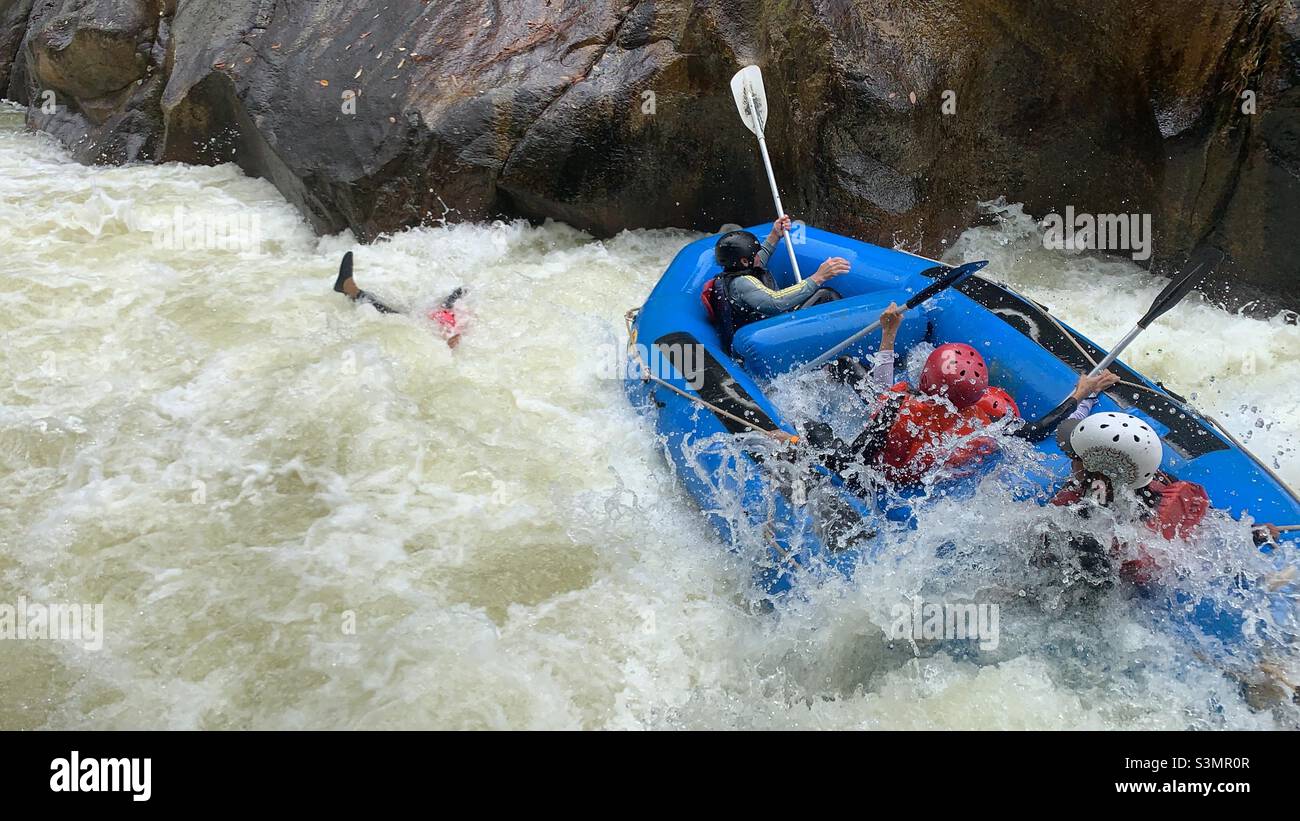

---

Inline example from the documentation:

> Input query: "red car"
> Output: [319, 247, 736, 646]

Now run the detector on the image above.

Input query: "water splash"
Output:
[0, 101, 1294, 729]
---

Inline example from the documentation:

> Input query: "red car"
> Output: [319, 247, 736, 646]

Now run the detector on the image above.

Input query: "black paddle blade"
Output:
[1137, 247, 1223, 328]
[903, 259, 989, 310]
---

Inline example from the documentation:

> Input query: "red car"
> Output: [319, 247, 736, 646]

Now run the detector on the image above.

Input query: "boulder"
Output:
[4, 0, 1298, 304]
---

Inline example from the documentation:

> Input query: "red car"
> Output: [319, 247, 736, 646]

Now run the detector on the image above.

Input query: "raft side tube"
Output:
[732, 289, 928, 379]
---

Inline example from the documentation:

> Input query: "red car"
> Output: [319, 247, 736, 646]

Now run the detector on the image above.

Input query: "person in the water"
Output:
[333, 251, 466, 348]
[703, 215, 849, 351]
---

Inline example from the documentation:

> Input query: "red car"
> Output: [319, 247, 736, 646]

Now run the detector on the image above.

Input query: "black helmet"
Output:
[714, 230, 762, 271]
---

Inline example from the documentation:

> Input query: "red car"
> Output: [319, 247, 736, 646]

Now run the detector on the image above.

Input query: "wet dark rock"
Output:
[0, 0, 37, 98]
[3, 0, 1298, 305]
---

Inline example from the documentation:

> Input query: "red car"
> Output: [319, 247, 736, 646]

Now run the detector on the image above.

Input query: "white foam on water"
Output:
[0, 102, 1295, 729]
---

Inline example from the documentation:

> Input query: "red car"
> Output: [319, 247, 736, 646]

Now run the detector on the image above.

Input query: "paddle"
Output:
[730, 65, 803, 282]
[801, 260, 989, 371]
[1086, 247, 1223, 377]
[1018, 245, 1225, 459]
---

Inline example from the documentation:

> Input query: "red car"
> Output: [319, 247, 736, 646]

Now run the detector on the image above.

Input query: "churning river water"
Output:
[2, 101, 1298, 729]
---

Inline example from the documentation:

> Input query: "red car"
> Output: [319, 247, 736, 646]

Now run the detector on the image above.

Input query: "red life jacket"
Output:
[702, 269, 778, 352]
[1143, 476, 1210, 540]
[1126, 478, 1210, 583]
[701, 277, 718, 322]
[426, 306, 462, 346]
[1049, 474, 1209, 585]
[1048, 483, 1091, 508]
[1049, 487, 1080, 507]
[874, 382, 995, 485]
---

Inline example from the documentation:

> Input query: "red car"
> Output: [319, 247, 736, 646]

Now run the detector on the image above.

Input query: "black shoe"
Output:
[334, 251, 354, 294]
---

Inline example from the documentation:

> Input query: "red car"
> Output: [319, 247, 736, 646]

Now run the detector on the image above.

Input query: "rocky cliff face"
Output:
[0, 0, 34, 97]
[2, 0, 1297, 305]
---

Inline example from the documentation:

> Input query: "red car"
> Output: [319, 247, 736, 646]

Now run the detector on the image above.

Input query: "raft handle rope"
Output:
[1014, 289, 1300, 505]
[626, 307, 809, 572]
[1199, 413, 1299, 506]
[624, 308, 796, 444]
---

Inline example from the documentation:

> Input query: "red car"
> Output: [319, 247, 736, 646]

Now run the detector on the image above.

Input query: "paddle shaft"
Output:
[1089, 262, 1210, 378]
[745, 87, 803, 282]
[806, 318, 883, 370]
[803, 263, 985, 371]
[1086, 324, 1142, 377]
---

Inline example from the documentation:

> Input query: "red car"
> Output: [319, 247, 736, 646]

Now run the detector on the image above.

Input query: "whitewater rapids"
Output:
[1, 102, 1297, 729]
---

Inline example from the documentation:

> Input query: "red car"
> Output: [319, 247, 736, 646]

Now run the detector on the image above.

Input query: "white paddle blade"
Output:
[730, 65, 767, 136]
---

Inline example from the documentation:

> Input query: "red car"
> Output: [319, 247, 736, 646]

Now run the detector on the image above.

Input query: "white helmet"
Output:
[1068, 412, 1163, 490]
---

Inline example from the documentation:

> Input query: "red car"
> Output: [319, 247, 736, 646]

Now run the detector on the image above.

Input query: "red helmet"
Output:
[920, 343, 989, 409]
[974, 386, 1019, 421]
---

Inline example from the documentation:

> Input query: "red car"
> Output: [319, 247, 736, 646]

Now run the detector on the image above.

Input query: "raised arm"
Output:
[1014, 371, 1122, 442]
[868, 302, 904, 386]
[756, 214, 792, 268]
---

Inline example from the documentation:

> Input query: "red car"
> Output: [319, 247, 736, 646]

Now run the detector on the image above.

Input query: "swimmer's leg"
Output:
[356, 290, 400, 314]
[334, 251, 400, 314]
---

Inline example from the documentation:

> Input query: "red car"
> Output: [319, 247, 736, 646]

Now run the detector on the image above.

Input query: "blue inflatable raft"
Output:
[624, 224, 1299, 652]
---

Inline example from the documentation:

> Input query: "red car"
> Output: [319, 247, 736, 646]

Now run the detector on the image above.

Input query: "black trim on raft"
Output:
[654, 331, 812, 575]
[943, 275, 1228, 459]
[654, 331, 778, 434]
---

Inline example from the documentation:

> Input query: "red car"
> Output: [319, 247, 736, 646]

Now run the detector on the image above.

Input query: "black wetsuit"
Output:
[354, 290, 399, 314]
